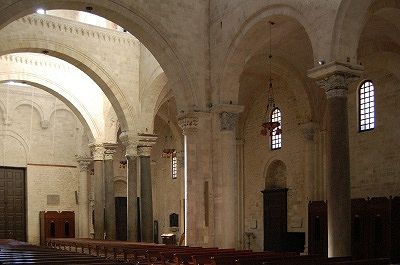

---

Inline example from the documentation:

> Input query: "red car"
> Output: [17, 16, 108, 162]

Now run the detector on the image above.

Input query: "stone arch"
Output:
[0, 99, 8, 124]
[0, 0, 198, 113]
[13, 98, 45, 124]
[218, 5, 316, 106]
[113, 178, 127, 197]
[0, 38, 129, 134]
[0, 73, 98, 141]
[264, 160, 287, 190]
[0, 129, 29, 165]
[332, 0, 400, 63]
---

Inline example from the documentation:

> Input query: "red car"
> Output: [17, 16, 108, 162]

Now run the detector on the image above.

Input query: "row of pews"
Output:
[46, 238, 392, 265]
[0, 239, 128, 264]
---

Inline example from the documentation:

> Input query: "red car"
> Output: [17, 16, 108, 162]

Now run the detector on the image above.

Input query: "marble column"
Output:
[104, 144, 117, 240]
[178, 113, 212, 246]
[138, 134, 157, 243]
[76, 156, 91, 238]
[90, 144, 105, 239]
[120, 133, 139, 242]
[213, 105, 243, 248]
[308, 62, 362, 257]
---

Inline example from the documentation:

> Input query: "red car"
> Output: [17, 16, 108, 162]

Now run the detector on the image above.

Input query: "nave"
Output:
[0, 239, 392, 265]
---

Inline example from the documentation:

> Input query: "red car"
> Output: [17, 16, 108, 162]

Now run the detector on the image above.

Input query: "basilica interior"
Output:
[0, 0, 399, 264]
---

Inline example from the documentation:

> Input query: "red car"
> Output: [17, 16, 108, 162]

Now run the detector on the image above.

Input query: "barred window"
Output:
[359, 81, 375, 131]
[271, 108, 282, 150]
[171, 152, 177, 179]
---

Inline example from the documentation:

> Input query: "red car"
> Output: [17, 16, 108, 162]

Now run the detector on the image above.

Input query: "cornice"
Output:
[17, 14, 139, 47]
[0, 54, 74, 71]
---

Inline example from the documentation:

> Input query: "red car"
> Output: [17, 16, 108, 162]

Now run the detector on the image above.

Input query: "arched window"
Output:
[359, 81, 375, 131]
[271, 108, 282, 150]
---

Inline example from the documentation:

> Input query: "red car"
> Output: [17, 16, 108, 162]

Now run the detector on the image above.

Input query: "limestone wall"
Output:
[241, 81, 307, 251]
[0, 83, 86, 244]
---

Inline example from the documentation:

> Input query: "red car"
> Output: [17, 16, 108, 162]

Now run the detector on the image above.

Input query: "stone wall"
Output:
[0, 83, 86, 244]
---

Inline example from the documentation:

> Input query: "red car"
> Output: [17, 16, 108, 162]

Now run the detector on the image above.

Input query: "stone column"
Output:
[178, 113, 212, 246]
[104, 143, 117, 240]
[120, 132, 139, 242]
[138, 133, 157, 243]
[213, 105, 243, 248]
[308, 62, 362, 257]
[90, 144, 105, 239]
[301, 122, 318, 202]
[76, 156, 91, 238]
[301, 122, 318, 254]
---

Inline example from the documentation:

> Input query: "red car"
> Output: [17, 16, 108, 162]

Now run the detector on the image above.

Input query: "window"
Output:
[271, 108, 282, 150]
[171, 151, 177, 179]
[359, 80, 375, 131]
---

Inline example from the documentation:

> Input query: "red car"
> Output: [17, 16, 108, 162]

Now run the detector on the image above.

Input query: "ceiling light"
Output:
[36, 8, 46, 15]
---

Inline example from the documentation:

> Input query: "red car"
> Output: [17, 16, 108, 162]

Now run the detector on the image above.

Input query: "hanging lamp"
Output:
[161, 100, 175, 158]
[261, 21, 281, 136]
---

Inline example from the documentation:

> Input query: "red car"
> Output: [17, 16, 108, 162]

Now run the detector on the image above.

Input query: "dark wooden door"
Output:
[391, 197, 400, 261]
[0, 167, 26, 241]
[263, 189, 287, 251]
[115, 197, 127, 241]
[351, 198, 369, 259]
[368, 197, 391, 258]
[308, 201, 327, 256]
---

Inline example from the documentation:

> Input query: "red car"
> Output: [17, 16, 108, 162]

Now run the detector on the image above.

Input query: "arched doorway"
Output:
[263, 160, 287, 251]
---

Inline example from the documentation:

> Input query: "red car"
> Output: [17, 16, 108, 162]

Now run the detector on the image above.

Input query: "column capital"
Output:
[212, 104, 244, 131]
[178, 115, 199, 134]
[301, 122, 319, 141]
[308, 61, 363, 98]
[89, 143, 105, 161]
[119, 131, 138, 157]
[75, 155, 92, 172]
[137, 133, 157, 157]
[103, 143, 118, 160]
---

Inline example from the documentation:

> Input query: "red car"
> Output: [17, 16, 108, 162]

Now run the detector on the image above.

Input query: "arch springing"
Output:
[271, 108, 282, 150]
[359, 80, 375, 132]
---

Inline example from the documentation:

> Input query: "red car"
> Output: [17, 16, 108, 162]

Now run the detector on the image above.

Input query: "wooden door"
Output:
[351, 198, 369, 259]
[0, 167, 26, 241]
[308, 201, 327, 256]
[368, 197, 391, 258]
[115, 197, 127, 241]
[263, 188, 287, 251]
[391, 197, 400, 261]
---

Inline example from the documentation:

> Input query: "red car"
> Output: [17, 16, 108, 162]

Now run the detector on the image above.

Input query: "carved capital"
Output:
[76, 155, 92, 172]
[308, 61, 363, 98]
[220, 112, 239, 131]
[40, 119, 50, 129]
[103, 143, 118, 160]
[119, 131, 138, 157]
[137, 146, 152, 157]
[89, 143, 105, 161]
[178, 116, 199, 134]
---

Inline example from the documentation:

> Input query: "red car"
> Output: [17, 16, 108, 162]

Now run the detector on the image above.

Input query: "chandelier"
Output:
[261, 21, 281, 136]
[161, 100, 176, 158]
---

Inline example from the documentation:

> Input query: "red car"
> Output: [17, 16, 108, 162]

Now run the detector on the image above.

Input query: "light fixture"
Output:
[261, 21, 280, 136]
[36, 8, 46, 15]
[318, 60, 325, 65]
[162, 100, 176, 158]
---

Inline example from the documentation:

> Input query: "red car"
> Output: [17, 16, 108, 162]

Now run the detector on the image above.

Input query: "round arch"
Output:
[0, 73, 98, 141]
[218, 5, 316, 106]
[264, 159, 287, 190]
[0, 0, 198, 113]
[13, 98, 45, 122]
[0, 38, 130, 134]
[332, 0, 400, 63]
